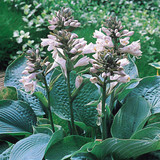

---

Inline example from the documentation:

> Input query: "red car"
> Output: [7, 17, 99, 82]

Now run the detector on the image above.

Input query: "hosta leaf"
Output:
[0, 141, 9, 154]
[91, 138, 160, 160]
[17, 90, 45, 116]
[123, 56, 139, 79]
[0, 100, 36, 134]
[9, 127, 63, 160]
[50, 70, 100, 127]
[45, 136, 91, 160]
[126, 76, 160, 114]
[4, 54, 47, 116]
[0, 145, 13, 160]
[71, 152, 98, 160]
[4, 54, 27, 90]
[111, 96, 151, 139]
[131, 127, 160, 140]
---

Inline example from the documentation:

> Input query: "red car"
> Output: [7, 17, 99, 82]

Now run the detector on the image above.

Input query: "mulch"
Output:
[0, 71, 5, 89]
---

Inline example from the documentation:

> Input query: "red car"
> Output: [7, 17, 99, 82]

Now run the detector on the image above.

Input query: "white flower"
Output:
[24, 81, 37, 94]
[122, 31, 134, 37]
[117, 58, 129, 67]
[119, 41, 142, 56]
[93, 30, 105, 39]
[120, 37, 130, 46]
[82, 43, 96, 54]
[102, 27, 111, 36]
[74, 56, 90, 68]
[75, 76, 83, 88]
[117, 75, 130, 83]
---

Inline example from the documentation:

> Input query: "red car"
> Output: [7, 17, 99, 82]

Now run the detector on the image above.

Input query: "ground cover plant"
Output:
[1, 6, 160, 160]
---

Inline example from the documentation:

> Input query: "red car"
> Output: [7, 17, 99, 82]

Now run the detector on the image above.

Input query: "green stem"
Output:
[43, 73, 55, 132]
[66, 70, 76, 135]
[101, 78, 107, 140]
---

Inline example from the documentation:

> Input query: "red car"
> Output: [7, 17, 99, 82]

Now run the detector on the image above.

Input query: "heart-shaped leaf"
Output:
[111, 96, 151, 139]
[126, 76, 160, 114]
[50, 70, 100, 127]
[0, 100, 37, 134]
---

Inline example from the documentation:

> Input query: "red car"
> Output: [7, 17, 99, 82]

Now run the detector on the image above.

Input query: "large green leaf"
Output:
[51, 70, 99, 126]
[126, 76, 160, 114]
[17, 90, 45, 116]
[91, 138, 160, 160]
[4, 54, 27, 90]
[131, 127, 160, 140]
[9, 127, 63, 160]
[111, 96, 151, 139]
[45, 135, 91, 160]
[50, 70, 100, 127]
[0, 100, 36, 134]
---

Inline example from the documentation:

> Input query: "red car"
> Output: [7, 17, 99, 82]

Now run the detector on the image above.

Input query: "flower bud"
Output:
[74, 22, 81, 27]
[122, 29, 129, 34]
[70, 48, 77, 54]
[90, 67, 98, 73]
[116, 32, 121, 37]
[93, 64, 101, 69]
[22, 70, 29, 75]
[70, 22, 76, 27]
[102, 27, 111, 36]
[90, 77, 98, 83]
[64, 21, 70, 26]
[75, 76, 83, 88]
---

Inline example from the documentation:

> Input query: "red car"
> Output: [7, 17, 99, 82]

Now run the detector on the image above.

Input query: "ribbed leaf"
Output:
[131, 127, 160, 140]
[111, 96, 151, 139]
[50, 70, 100, 127]
[0, 141, 9, 154]
[0, 100, 37, 134]
[46, 136, 91, 160]
[0, 145, 13, 160]
[17, 90, 45, 116]
[91, 138, 160, 160]
[4, 54, 27, 90]
[9, 127, 63, 160]
[126, 76, 160, 114]
[71, 152, 98, 160]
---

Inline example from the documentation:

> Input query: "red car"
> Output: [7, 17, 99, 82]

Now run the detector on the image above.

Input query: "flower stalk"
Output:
[66, 70, 77, 135]
[43, 72, 55, 133]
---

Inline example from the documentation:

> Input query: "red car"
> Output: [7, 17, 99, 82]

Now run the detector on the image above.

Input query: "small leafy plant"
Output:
[1, 7, 160, 160]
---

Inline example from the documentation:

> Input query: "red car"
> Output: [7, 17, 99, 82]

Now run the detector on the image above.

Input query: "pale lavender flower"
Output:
[75, 76, 83, 88]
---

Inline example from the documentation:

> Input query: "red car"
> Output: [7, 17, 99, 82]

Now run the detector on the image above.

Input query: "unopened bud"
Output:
[90, 77, 98, 83]
[90, 67, 98, 73]
[116, 32, 121, 37]
[75, 76, 83, 88]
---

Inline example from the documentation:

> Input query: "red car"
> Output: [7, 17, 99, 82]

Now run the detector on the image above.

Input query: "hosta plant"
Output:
[1, 7, 160, 160]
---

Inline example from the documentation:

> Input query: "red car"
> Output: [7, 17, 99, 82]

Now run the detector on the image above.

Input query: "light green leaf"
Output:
[9, 127, 63, 160]
[50, 70, 100, 127]
[91, 138, 160, 160]
[126, 76, 160, 114]
[0, 100, 37, 134]
[149, 62, 160, 70]
[111, 96, 151, 139]
[45, 136, 92, 160]
[123, 56, 139, 79]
